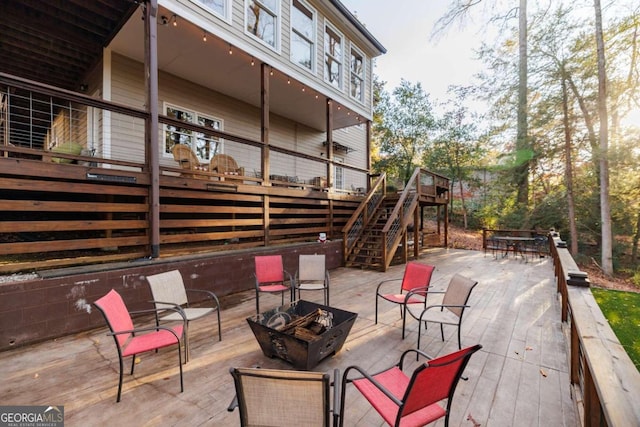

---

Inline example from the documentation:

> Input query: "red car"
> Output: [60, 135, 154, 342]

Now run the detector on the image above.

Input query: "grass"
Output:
[591, 287, 640, 371]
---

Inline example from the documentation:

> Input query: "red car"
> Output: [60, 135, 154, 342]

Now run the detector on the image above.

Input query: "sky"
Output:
[340, 0, 486, 104]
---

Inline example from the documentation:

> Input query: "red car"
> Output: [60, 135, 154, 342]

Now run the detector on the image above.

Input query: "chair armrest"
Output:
[398, 348, 433, 369]
[185, 288, 221, 309]
[375, 278, 402, 294]
[107, 324, 183, 341]
[133, 305, 187, 322]
[404, 285, 431, 301]
[341, 365, 403, 407]
[419, 304, 470, 319]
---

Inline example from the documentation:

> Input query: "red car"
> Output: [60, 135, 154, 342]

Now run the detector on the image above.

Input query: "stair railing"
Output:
[342, 173, 386, 263]
[380, 168, 421, 271]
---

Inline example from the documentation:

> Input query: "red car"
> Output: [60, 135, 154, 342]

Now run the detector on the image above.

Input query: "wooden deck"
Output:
[1, 249, 578, 426]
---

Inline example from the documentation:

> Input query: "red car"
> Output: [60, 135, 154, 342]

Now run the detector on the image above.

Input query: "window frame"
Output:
[334, 157, 345, 190]
[163, 103, 224, 162]
[190, 0, 232, 22]
[289, 0, 316, 72]
[245, 0, 281, 51]
[324, 21, 344, 89]
[350, 45, 366, 104]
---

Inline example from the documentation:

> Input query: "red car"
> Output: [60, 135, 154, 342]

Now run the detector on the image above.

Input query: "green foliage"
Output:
[592, 288, 640, 371]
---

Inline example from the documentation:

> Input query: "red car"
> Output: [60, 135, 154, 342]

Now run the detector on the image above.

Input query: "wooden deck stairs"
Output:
[344, 194, 400, 270]
[342, 167, 449, 272]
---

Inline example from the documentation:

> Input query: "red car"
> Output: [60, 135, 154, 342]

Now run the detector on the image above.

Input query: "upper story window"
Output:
[246, 0, 279, 49]
[290, 0, 315, 71]
[350, 47, 365, 103]
[193, 0, 230, 20]
[164, 104, 223, 161]
[324, 24, 343, 89]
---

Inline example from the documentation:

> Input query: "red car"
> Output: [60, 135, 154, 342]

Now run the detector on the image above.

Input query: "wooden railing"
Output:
[341, 173, 386, 263]
[0, 72, 367, 273]
[379, 168, 421, 271]
[549, 232, 640, 426]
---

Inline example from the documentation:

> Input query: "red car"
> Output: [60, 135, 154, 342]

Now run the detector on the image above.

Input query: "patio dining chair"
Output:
[93, 289, 185, 402]
[145, 270, 222, 362]
[339, 345, 482, 427]
[405, 273, 478, 350]
[375, 262, 435, 339]
[294, 254, 330, 305]
[228, 367, 341, 427]
[254, 255, 294, 314]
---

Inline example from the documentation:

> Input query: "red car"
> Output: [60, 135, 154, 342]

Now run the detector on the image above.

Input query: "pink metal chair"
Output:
[339, 344, 482, 427]
[375, 262, 435, 339]
[93, 289, 186, 402]
[254, 255, 293, 314]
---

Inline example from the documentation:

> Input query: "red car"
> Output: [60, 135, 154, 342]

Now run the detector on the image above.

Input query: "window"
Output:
[334, 157, 344, 190]
[324, 25, 342, 88]
[247, 0, 279, 49]
[193, 0, 229, 20]
[164, 104, 222, 161]
[350, 48, 365, 102]
[290, 0, 315, 70]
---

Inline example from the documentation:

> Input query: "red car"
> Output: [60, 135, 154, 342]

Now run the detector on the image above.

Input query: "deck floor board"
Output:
[0, 248, 578, 426]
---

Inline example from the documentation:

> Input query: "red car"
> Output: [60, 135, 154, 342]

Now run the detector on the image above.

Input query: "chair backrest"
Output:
[401, 344, 482, 419]
[298, 254, 326, 282]
[230, 367, 331, 427]
[172, 144, 199, 170]
[210, 153, 239, 173]
[255, 255, 285, 283]
[146, 270, 189, 309]
[400, 262, 435, 292]
[443, 274, 478, 318]
[93, 289, 134, 349]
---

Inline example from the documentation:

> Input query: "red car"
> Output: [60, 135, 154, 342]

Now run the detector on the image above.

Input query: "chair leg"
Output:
[457, 325, 462, 350]
[216, 309, 222, 341]
[374, 296, 379, 324]
[130, 354, 136, 375]
[255, 289, 260, 315]
[117, 356, 125, 403]
[177, 342, 184, 394]
[440, 323, 445, 342]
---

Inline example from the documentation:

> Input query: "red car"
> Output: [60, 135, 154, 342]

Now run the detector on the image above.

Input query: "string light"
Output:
[202, 31, 207, 42]
[251, 58, 255, 66]
[172, 14, 177, 27]
[228, 44, 233, 55]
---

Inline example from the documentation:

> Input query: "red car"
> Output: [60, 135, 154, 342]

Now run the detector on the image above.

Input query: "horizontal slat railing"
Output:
[549, 233, 640, 427]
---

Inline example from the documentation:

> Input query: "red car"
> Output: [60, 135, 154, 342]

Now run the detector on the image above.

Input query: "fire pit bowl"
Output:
[247, 300, 357, 370]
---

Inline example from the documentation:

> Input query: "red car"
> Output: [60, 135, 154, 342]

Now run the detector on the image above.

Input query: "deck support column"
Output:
[144, 0, 160, 258]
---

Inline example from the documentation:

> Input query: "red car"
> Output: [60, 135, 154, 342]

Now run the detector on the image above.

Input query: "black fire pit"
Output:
[247, 300, 357, 370]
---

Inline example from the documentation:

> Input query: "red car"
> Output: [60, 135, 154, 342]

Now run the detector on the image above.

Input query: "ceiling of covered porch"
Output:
[0, 1, 365, 132]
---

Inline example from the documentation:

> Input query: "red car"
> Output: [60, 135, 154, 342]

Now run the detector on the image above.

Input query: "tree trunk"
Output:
[594, 0, 614, 276]
[632, 212, 639, 263]
[561, 65, 578, 256]
[457, 179, 468, 229]
[515, 0, 529, 205]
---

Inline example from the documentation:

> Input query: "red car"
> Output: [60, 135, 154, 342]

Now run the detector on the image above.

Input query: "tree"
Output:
[594, 0, 614, 276]
[372, 80, 437, 185]
[424, 94, 484, 229]
[434, 0, 530, 207]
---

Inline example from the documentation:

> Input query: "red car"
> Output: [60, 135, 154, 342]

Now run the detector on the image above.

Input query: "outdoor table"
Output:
[491, 236, 536, 260]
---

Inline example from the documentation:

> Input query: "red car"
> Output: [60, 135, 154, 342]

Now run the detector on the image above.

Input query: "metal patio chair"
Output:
[228, 367, 341, 426]
[294, 254, 330, 305]
[339, 345, 482, 427]
[375, 262, 435, 339]
[254, 255, 294, 314]
[405, 273, 478, 350]
[93, 289, 185, 402]
[146, 269, 222, 362]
